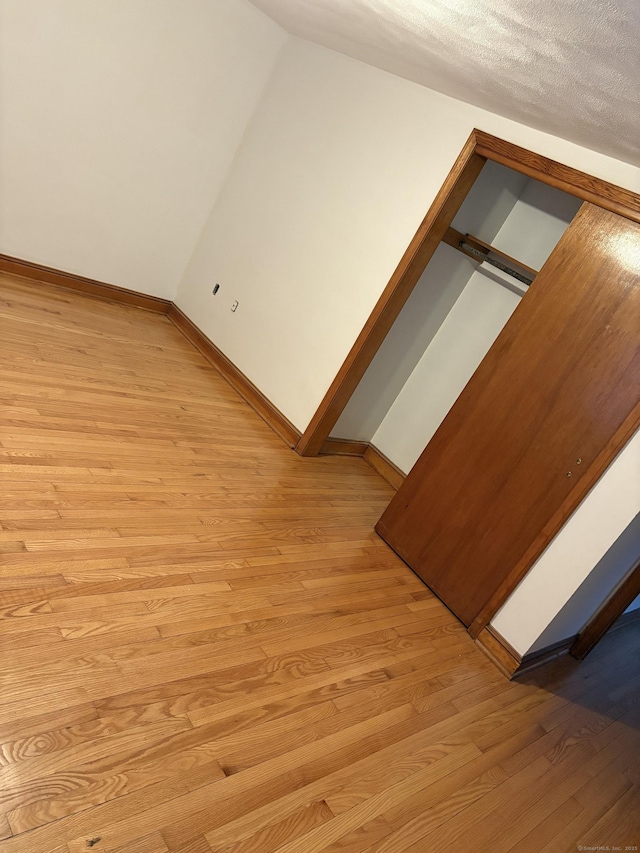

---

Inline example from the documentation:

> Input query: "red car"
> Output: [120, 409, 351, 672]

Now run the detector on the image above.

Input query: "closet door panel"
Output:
[375, 203, 640, 627]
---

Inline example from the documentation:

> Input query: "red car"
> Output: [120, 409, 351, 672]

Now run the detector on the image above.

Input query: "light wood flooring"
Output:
[0, 273, 638, 853]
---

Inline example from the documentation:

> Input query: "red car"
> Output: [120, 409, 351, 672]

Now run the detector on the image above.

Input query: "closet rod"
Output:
[442, 226, 538, 286]
[459, 242, 534, 286]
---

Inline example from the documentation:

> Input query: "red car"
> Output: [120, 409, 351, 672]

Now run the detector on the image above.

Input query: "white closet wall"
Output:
[371, 270, 521, 473]
[490, 178, 587, 270]
[331, 246, 477, 442]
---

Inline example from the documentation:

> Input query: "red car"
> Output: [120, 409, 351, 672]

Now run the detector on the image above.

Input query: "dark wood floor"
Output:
[0, 272, 638, 853]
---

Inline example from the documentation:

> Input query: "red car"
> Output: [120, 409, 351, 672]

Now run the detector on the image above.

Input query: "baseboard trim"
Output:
[320, 438, 370, 456]
[478, 614, 639, 679]
[0, 257, 301, 449]
[0, 253, 171, 313]
[364, 445, 406, 490]
[476, 626, 578, 679]
[167, 304, 301, 448]
[320, 438, 406, 489]
[475, 626, 522, 678]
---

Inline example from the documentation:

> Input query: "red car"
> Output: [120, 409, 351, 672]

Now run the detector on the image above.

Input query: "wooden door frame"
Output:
[295, 129, 640, 637]
[296, 129, 640, 458]
[570, 558, 640, 659]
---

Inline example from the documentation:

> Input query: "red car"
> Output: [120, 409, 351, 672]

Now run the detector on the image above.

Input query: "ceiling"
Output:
[247, 0, 640, 165]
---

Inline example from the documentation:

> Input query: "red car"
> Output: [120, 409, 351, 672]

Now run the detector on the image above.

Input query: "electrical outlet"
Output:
[231, 301, 239, 312]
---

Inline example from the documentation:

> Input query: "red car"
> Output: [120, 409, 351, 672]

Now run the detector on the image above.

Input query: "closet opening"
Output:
[324, 161, 582, 478]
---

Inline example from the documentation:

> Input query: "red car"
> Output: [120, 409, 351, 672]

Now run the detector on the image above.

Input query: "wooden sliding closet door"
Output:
[376, 203, 640, 628]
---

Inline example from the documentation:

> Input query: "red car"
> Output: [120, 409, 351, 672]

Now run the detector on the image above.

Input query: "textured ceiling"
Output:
[247, 0, 640, 165]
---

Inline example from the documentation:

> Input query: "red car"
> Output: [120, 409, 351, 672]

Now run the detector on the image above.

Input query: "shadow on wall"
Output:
[516, 621, 640, 730]
[513, 512, 640, 729]
[529, 512, 640, 654]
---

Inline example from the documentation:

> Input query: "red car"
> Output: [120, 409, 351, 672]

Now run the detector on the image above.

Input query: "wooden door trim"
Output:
[296, 130, 640, 457]
[473, 131, 640, 225]
[570, 557, 640, 659]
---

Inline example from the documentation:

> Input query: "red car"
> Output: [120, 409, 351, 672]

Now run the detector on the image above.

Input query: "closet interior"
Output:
[330, 161, 582, 475]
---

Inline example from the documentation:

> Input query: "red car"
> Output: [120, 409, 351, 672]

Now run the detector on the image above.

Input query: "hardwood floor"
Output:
[0, 272, 638, 853]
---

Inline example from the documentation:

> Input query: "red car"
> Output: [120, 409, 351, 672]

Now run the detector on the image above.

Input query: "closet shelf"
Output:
[442, 226, 538, 286]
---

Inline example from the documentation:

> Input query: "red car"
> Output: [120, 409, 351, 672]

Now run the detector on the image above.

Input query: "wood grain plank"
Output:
[207, 800, 333, 853]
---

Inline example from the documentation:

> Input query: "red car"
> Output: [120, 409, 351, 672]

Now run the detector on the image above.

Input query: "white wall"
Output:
[176, 37, 640, 430]
[490, 180, 585, 271]
[0, 0, 286, 299]
[492, 428, 640, 656]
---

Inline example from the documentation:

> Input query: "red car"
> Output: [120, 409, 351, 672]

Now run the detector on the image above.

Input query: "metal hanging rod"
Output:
[442, 227, 538, 287]
[458, 241, 534, 286]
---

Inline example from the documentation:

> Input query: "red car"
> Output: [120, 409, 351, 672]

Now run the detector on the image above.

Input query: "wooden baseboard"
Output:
[364, 445, 405, 490]
[475, 626, 522, 678]
[478, 612, 639, 679]
[320, 438, 406, 489]
[167, 304, 301, 448]
[0, 253, 171, 313]
[476, 626, 578, 679]
[320, 438, 370, 456]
